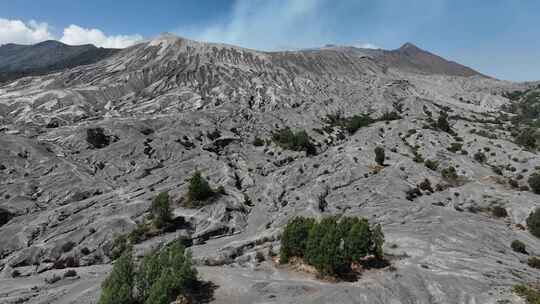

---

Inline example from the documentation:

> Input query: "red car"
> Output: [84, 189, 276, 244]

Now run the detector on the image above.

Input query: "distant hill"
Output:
[319, 42, 485, 77]
[0, 40, 119, 83]
[373, 42, 485, 77]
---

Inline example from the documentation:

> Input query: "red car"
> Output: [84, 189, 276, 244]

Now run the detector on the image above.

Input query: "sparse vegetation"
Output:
[271, 128, 317, 155]
[513, 284, 540, 304]
[515, 128, 538, 150]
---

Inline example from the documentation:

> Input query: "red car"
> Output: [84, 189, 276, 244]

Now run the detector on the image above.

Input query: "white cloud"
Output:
[0, 18, 54, 45]
[60, 25, 143, 48]
[0, 18, 142, 48]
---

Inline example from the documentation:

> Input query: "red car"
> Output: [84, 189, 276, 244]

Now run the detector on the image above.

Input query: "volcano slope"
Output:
[1, 35, 540, 304]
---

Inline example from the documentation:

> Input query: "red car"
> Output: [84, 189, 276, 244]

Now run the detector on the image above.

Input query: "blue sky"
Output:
[0, 0, 539, 81]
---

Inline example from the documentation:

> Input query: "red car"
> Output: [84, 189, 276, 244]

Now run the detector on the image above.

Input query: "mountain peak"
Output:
[399, 42, 422, 52]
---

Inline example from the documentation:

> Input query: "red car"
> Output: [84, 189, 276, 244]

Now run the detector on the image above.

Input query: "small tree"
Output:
[374, 146, 385, 166]
[436, 111, 451, 133]
[98, 249, 135, 304]
[528, 173, 540, 194]
[188, 171, 214, 202]
[344, 218, 372, 262]
[305, 217, 346, 276]
[527, 208, 540, 238]
[151, 192, 172, 229]
[372, 224, 385, 259]
[280, 217, 316, 263]
[143, 241, 198, 304]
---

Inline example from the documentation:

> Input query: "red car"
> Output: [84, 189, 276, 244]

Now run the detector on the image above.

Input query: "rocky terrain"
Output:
[1, 34, 540, 303]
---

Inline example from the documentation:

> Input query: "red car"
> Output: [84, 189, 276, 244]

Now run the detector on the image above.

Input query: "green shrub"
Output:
[378, 111, 401, 121]
[491, 206, 507, 218]
[374, 146, 385, 166]
[272, 128, 316, 155]
[280, 217, 316, 263]
[511, 240, 527, 254]
[473, 151, 487, 163]
[441, 166, 458, 181]
[151, 192, 172, 229]
[98, 250, 135, 304]
[187, 171, 215, 202]
[253, 137, 265, 147]
[424, 159, 439, 171]
[447, 142, 462, 153]
[527, 208, 540, 238]
[372, 224, 385, 259]
[529, 173, 540, 194]
[344, 114, 374, 134]
[529, 256, 540, 269]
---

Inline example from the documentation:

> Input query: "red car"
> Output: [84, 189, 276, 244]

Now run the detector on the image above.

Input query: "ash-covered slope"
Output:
[0, 34, 540, 304]
[0, 40, 119, 83]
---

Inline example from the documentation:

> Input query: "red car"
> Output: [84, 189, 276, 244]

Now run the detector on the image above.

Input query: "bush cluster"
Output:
[280, 216, 384, 277]
[271, 128, 317, 155]
[99, 239, 197, 304]
[511, 240, 527, 254]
